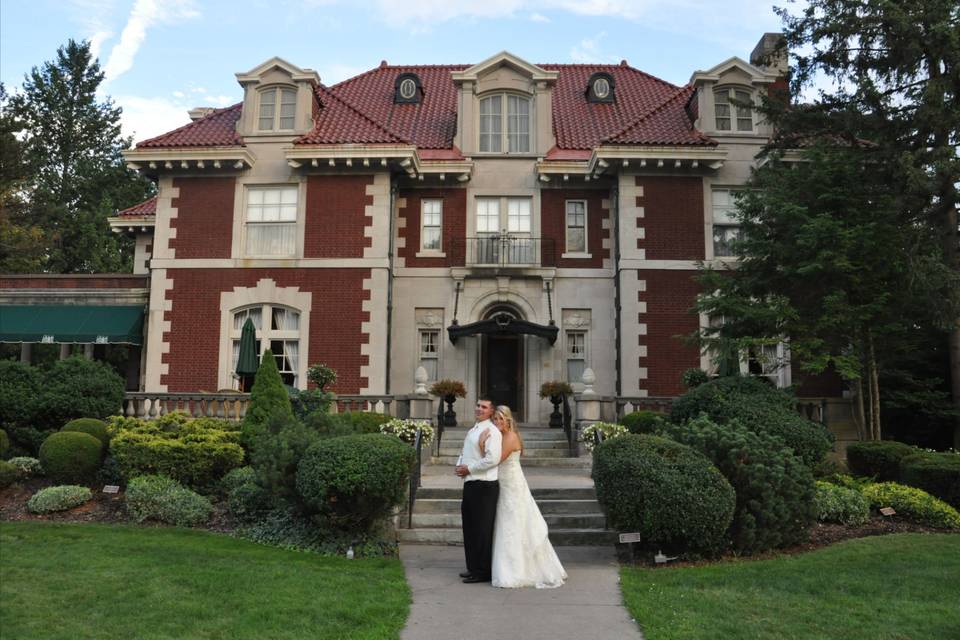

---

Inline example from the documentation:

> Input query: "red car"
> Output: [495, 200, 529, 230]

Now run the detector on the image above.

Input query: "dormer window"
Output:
[714, 87, 753, 132]
[587, 72, 615, 103]
[395, 73, 422, 104]
[258, 87, 296, 131]
[479, 94, 530, 153]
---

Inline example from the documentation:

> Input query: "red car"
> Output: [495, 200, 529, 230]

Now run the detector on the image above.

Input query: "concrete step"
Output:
[416, 487, 597, 500]
[414, 498, 602, 515]
[411, 512, 607, 529]
[439, 429, 569, 441]
[397, 527, 618, 546]
[438, 439, 569, 450]
[430, 455, 591, 468]
[437, 447, 571, 458]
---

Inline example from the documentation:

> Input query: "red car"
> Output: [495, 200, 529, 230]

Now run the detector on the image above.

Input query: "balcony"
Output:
[450, 236, 555, 268]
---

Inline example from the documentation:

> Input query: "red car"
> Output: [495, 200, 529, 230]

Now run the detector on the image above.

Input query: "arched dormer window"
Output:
[258, 86, 297, 131]
[395, 73, 422, 104]
[479, 93, 531, 153]
[714, 87, 754, 132]
[587, 72, 615, 103]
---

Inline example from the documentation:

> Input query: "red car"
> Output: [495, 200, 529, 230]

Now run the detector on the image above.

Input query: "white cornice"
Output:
[689, 56, 780, 85]
[108, 216, 156, 231]
[452, 51, 559, 85]
[285, 146, 473, 181]
[123, 148, 255, 172]
[235, 56, 320, 86]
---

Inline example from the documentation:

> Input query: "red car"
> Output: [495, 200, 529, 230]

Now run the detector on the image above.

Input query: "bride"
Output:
[479, 406, 567, 589]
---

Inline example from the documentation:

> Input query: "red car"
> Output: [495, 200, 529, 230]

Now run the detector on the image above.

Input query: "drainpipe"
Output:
[385, 178, 397, 395]
[612, 179, 622, 397]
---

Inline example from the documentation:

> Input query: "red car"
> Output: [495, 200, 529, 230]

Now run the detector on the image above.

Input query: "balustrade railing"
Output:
[333, 395, 395, 415]
[616, 396, 674, 419]
[450, 236, 555, 267]
[562, 393, 576, 456]
[408, 428, 424, 529]
[122, 392, 251, 420]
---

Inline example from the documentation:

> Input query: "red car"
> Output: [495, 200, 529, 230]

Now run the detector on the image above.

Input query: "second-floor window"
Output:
[712, 189, 743, 257]
[421, 199, 442, 251]
[246, 186, 298, 257]
[259, 87, 297, 131]
[479, 94, 531, 153]
[566, 200, 587, 253]
[714, 88, 753, 132]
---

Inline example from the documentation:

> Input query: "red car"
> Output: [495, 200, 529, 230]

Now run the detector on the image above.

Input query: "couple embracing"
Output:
[454, 398, 567, 588]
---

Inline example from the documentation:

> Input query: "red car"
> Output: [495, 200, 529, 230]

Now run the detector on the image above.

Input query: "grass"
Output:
[621, 533, 960, 640]
[0, 521, 410, 640]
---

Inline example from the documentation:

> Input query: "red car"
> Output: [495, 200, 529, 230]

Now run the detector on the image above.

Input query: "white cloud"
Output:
[102, 0, 199, 85]
[115, 94, 192, 141]
[172, 90, 185, 98]
[529, 12, 550, 22]
[570, 32, 620, 64]
[88, 30, 114, 61]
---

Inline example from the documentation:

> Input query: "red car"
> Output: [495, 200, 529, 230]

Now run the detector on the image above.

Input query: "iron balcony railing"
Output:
[451, 236, 556, 267]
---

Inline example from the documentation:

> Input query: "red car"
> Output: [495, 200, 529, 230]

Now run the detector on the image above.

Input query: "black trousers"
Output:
[461, 479, 499, 578]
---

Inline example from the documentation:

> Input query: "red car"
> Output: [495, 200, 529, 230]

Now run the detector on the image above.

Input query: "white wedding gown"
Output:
[491, 451, 568, 589]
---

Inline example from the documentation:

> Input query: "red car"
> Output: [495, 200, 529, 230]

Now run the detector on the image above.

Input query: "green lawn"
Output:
[621, 533, 960, 640]
[0, 521, 410, 640]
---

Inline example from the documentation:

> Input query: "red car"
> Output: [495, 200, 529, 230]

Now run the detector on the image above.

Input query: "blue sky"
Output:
[1, 0, 788, 142]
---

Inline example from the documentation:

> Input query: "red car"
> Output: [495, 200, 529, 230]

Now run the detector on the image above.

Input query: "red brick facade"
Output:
[160, 268, 370, 393]
[170, 177, 236, 258]
[636, 176, 704, 261]
[637, 269, 701, 396]
[397, 188, 466, 267]
[304, 175, 373, 258]
[540, 188, 610, 268]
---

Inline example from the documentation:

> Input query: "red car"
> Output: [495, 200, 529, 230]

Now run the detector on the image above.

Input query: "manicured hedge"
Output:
[861, 482, 960, 530]
[62, 418, 110, 447]
[0, 361, 41, 429]
[619, 410, 666, 435]
[0, 460, 17, 488]
[33, 357, 124, 428]
[27, 485, 93, 514]
[592, 434, 735, 556]
[38, 431, 103, 482]
[126, 475, 213, 527]
[900, 453, 960, 509]
[814, 481, 870, 526]
[845, 440, 917, 481]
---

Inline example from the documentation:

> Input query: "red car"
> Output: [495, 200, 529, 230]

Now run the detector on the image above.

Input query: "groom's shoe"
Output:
[458, 571, 473, 578]
[462, 574, 491, 584]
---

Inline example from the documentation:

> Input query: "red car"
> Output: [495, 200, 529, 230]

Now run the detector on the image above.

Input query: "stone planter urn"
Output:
[548, 394, 563, 428]
[443, 394, 458, 427]
[540, 381, 573, 429]
[429, 379, 467, 428]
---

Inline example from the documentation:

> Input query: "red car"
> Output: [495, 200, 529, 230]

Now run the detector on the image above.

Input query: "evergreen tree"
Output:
[242, 350, 295, 442]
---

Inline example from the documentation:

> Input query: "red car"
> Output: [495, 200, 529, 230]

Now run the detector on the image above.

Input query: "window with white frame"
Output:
[565, 200, 587, 253]
[712, 188, 743, 257]
[474, 197, 533, 263]
[259, 87, 297, 131]
[566, 331, 587, 382]
[421, 199, 442, 251]
[418, 329, 440, 380]
[246, 186, 298, 257]
[714, 88, 753, 132]
[479, 94, 531, 153]
[230, 304, 301, 386]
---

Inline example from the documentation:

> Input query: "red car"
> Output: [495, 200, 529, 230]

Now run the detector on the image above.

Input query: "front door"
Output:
[482, 334, 522, 420]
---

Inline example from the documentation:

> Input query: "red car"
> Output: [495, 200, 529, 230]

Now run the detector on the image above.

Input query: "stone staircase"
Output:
[430, 426, 592, 468]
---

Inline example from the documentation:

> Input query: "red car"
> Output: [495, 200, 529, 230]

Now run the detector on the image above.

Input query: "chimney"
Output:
[188, 107, 217, 121]
[750, 32, 789, 105]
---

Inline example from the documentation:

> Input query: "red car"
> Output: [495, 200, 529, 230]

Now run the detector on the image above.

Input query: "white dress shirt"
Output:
[458, 419, 502, 482]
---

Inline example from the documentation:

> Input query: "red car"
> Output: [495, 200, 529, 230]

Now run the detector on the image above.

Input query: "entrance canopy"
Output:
[447, 313, 558, 345]
[0, 305, 145, 345]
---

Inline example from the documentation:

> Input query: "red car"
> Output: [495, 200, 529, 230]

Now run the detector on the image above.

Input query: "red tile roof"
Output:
[136, 104, 243, 148]
[295, 85, 409, 145]
[603, 85, 716, 146]
[116, 196, 157, 217]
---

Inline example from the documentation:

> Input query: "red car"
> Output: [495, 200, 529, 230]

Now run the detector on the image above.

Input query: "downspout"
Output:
[385, 177, 397, 395]
[612, 179, 622, 396]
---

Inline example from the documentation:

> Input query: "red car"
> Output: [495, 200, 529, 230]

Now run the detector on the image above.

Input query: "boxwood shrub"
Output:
[670, 375, 833, 467]
[38, 431, 103, 482]
[664, 416, 817, 553]
[899, 452, 960, 509]
[7, 456, 42, 479]
[845, 440, 916, 481]
[27, 485, 93, 514]
[33, 357, 124, 428]
[296, 433, 415, 532]
[619, 410, 667, 435]
[0, 460, 17, 488]
[592, 434, 735, 556]
[0, 361, 41, 428]
[126, 475, 212, 527]
[814, 481, 870, 526]
[861, 482, 960, 529]
[62, 418, 110, 447]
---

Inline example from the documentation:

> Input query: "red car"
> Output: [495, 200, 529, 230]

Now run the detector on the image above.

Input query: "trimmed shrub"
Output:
[241, 350, 295, 444]
[27, 485, 93, 513]
[0, 361, 41, 428]
[38, 431, 103, 482]
[34, 357, 124, 428]
[337, 411, 393, 434]
[681, 368, 709, 389]
[126, 475, 213, 527]
[0, 460, 17, 488]
[665, 416, 817, 553]
[303, 411, 392, 439]
[62, 418, 110, 447]
[297, 433, 415, 532]
[846, 440, 917, 481]
[619, 410, 667, 435]
[592, 434, 736, 556]
[247, 412, 318, 505]
[579, 422, 629, 451]
[220, 466, 258, 495]
[900, 452, 960, 509]
[6, 426, 54, 456]
[861, 482, 960, 529]
[814, 481, 870, 525]
[669, 375, 833, 467]
[109, 415, 244, 491]
[288, 388, 333, 420]
[0, 429, 9, 458]
[220, 466, 271, 521]
[7, 456, 42, 479]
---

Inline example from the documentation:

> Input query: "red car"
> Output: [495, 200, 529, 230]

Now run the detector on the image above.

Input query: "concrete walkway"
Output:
[399, 544, 644, 640]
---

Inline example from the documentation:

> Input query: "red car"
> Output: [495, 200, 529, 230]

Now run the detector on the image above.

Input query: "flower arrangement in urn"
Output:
[429, 380, 467, 427]
[540, 381, 574, 428]
[380, 418, 435, 447]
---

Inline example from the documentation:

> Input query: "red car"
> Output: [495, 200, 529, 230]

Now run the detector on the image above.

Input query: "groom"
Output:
[454, 397, 502, 584]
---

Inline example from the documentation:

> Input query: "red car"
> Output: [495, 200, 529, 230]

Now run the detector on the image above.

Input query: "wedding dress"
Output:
[491, 451, 567, 589]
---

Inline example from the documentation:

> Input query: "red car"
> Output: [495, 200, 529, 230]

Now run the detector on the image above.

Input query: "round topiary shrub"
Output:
[899, 452, 960, 509]
[861, 482, 960, 529]
[619, 410, 667, 435]
[664, 415, 817, 553]
[126, 475, 212, 527]
[592, 434, 735, 556]
[7, 456, 43, 479]
[669, 375, 833, 468]
[38, 431, 103, 482]
[27, 485, 93, 514]
[34, 356, 124, 428]
[0, 460, 17, 488]
[846, 440, 917, 481]
[296, 433, 415, 532]
[814, 481, 870, 526]
[62, 418, 110, 447]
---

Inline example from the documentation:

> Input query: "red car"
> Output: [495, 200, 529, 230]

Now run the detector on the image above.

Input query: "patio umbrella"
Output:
[235, 317, 259, 391]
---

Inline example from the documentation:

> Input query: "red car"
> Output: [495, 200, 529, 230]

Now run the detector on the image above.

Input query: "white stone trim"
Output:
[149, 258, 390, 269]
[360, 269, 389, 394]
[143, 268, 174, 391]
[394, 196, 407, 269]
[364, 174, 391, 259]
[601, 197, 613, 269]
[152, 178, 179, 260]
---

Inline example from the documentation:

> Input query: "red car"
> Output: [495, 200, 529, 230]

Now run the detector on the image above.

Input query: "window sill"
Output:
[561, 252, 592, 259]
[415, 250, 446, 258]
[242, 255, 299, 260]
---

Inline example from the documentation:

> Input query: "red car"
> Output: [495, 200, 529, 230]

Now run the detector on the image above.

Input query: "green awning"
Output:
[0, 305, 145, 345]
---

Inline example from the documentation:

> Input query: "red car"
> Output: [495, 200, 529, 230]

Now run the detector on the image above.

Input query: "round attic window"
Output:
[593, 77, 610, 99]
[399, 78, 417, 100]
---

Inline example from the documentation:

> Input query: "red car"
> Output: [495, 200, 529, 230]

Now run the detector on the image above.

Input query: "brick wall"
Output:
[540, 188, 610, 268]
[170, 177, 236, 258]
[304, 175, 373, 258]
[636, 176, 704, 261]
[397, 188, 466, 267]
[637, 269, 701, 396]
[0, 275, 149, 289]
[161, 268, 370, 393]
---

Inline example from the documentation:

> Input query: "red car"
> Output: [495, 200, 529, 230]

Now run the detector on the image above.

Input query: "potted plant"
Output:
[540, 381, 574, 428]
[429, 380, 467, 427]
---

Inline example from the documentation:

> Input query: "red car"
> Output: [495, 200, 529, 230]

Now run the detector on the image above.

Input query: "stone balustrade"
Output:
[122, 392, 251, 420]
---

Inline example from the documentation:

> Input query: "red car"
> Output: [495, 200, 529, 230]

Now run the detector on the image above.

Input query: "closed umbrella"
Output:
[235, 317, 259, 391]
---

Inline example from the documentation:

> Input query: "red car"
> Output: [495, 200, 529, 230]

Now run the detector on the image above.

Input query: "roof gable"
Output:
[235, 56, 320, 85]
[451, 51, 558, 84]
[690, 56, 778, 85]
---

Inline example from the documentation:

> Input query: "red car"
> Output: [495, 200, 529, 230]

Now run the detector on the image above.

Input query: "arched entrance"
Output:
[480, 305, 524, 420]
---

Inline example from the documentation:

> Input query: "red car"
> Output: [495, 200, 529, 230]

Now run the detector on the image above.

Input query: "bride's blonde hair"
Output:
[495, 405, 523, 453]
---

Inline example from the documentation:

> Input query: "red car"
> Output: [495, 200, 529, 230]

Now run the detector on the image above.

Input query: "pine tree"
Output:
[242, 350, 295, 442]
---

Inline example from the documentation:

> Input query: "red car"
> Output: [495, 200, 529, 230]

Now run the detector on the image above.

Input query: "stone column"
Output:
[59, 344, 71, 360]
[83, 343, 95, 359]
[19, 343, 32, 364]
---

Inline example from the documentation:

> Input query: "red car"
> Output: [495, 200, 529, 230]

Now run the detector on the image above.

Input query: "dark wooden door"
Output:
[483, 335, 522, 419]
